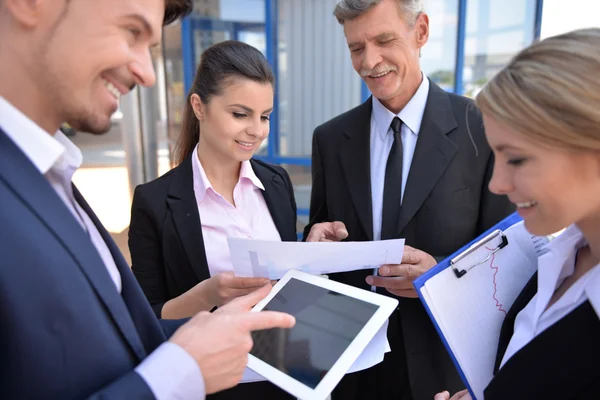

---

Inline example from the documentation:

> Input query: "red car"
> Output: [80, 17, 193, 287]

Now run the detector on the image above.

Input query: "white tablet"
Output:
[247, 269, 398, 400]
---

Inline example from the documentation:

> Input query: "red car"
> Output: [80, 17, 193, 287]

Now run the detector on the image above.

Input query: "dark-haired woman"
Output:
[128, 40, 296, 399]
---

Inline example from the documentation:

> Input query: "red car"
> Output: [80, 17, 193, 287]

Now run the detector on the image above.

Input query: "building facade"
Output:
[72, 0, 545, 259]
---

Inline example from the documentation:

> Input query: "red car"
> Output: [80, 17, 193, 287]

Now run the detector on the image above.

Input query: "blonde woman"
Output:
[437, 28, 600, 400]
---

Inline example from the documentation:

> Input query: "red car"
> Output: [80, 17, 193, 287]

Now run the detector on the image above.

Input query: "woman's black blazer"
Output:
[129, 154, 298, 318]
[484, 272, 600, 399]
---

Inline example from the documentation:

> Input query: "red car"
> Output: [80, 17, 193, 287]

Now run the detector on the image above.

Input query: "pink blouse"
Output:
[191, 145, 281, 277]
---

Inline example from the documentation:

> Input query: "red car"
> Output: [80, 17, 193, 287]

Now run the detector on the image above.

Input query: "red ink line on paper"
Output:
[486, 246, 507, 315]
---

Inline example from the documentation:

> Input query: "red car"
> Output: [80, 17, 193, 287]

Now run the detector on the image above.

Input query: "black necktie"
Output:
[381, 117, 403, 240]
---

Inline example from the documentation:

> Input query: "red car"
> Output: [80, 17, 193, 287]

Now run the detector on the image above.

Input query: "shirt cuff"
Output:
[135, 342, 205, 400]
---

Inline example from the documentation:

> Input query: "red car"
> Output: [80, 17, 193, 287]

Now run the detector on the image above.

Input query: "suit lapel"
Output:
[73, 187, 165, 354]
[251, 160, 297, 242]
[493, 271, 538, 373]
[485, 300, 600, 399]
[0, 130, 147, 361]
[397, 81, 458, 235]
[166, 155, 211, 283]
[340, 98, 374, 240]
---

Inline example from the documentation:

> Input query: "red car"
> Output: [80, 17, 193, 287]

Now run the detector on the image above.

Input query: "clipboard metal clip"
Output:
[450, 229, 509, 278]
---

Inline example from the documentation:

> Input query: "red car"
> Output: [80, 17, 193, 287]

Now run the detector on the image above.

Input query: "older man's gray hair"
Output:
[333, 0, 424, 27]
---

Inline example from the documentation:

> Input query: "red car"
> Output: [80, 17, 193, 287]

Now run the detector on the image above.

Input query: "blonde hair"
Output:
[476, 28, 600, 151]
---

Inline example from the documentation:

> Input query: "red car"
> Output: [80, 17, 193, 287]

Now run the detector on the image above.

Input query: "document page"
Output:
[419, 221, 549, 399]
[227, 238, 405, 280]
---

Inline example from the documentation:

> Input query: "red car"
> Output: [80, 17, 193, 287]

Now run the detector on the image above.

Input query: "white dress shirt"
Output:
[368, 75, 429, 290]
[501, 224, 600, 368]
[370, 74, 429, 242]
[0, 96, 205, 400]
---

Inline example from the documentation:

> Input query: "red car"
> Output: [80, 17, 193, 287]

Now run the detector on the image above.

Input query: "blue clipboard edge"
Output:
[413, 212, 523, 400]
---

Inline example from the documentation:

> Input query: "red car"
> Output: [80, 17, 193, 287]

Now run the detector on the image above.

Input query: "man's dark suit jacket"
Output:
[0, 129, 185, 399]
[303, 80, 514, 399]
[128, 154, 297, 400]
[485, 272, 600, 399]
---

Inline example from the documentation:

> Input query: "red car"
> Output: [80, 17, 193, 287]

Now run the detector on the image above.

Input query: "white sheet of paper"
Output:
[227, 239, 405, 279]
[241, 320, 391, 383]
[346, 318, 391, 373]
[419, 221, 549, 399]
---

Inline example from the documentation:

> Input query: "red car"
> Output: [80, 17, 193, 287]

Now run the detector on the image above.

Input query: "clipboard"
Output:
[414, 212, 549, 400]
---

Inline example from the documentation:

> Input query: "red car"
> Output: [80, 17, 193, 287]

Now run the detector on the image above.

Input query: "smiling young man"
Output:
[0, 1, 295, 399]
[303, 0, 514, 399]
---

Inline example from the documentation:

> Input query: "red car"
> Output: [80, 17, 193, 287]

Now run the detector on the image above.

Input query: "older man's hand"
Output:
[366, 245, 437, 297]
[434, 389, 471, 400]
[305, 221, 349, 242]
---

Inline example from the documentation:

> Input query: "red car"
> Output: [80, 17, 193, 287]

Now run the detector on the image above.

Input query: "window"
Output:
[462, 0, 537, 97]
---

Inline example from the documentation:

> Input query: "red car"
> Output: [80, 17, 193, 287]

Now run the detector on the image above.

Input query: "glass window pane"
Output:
[462, 0, 537, 96]
[219, 0, 265, 23]
[421, 0, 459, 91]
[541, 0, 600, 39]
[71, 120, 133, 262]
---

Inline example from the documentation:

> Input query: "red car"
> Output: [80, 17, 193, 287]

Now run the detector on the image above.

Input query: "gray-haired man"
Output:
[304, 0, 514, 398]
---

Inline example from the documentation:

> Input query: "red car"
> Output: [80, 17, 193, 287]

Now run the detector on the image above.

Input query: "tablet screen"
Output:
[250, 278, 379, 389]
